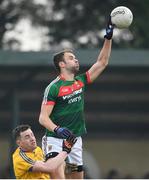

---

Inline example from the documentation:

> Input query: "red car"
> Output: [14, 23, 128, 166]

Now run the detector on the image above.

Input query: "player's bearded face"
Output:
[66, 63, 79, 74]
[63, 53, 79, 74]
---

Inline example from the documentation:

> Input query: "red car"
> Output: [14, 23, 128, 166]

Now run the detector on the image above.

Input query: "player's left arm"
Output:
[32, 151, 67, 173]
[88, 39, 112, 82]
[88, 16, 114, 82]
[32, 136, 77, 173]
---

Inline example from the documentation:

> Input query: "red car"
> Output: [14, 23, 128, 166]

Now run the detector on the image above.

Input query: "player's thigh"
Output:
[66, 137, 84, 178]
[67, 136, 83, 165]
[42, 135, 62, 155]
[42, 136, 65, 179]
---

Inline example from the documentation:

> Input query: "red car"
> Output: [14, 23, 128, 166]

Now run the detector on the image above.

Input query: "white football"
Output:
[111, 6, 133, 29]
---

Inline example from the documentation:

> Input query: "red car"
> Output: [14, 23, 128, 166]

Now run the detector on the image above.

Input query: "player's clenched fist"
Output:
[54, 126, 74, 139]
[104, 16, 115, 40]
[62, 136, 77, 153]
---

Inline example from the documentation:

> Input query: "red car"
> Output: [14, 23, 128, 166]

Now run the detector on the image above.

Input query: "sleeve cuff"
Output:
[42, 101, 55, 105]
[86, 71, 92, 84]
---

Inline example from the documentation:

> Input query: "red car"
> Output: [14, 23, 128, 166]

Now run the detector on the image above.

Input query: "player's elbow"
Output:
[100, 58, 109, 68]
[39, 113, 45, 126]
[103, 60, 109, 67]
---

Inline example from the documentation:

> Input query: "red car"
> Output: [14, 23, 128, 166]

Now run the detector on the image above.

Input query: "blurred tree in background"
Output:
[0, 0, 46, 50]
[0, 0, 149, 50]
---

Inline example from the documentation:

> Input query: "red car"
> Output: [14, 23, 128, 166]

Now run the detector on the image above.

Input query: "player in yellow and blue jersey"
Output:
[12, 124, 76, 179]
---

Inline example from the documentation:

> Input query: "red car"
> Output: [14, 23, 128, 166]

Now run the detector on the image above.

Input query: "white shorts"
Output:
[42, 136, 83, 166]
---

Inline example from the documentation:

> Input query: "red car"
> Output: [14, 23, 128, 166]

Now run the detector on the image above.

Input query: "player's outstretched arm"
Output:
[32, 151, 68, 173]
[88, 16, 114, 82]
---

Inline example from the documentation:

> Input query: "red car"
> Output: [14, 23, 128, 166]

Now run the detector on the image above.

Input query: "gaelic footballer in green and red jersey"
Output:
[42, 71, 91, 138]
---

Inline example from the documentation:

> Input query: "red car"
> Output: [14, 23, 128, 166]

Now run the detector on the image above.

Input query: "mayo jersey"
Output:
[12, 146, 50, 179]
[42, 72, 91, 137]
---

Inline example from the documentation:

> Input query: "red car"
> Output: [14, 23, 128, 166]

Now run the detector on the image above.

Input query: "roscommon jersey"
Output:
[42, 71, 91, 137]
[12, 146, 50, 179]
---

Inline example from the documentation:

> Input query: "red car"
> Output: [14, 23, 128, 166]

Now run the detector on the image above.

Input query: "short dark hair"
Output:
[12, 124, 31, 141]
[53, 49, 73, 72]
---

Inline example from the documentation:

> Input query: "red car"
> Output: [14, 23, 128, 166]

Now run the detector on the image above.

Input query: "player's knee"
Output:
[45, 152, 59, 161]
[66, 163, 83, 173]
